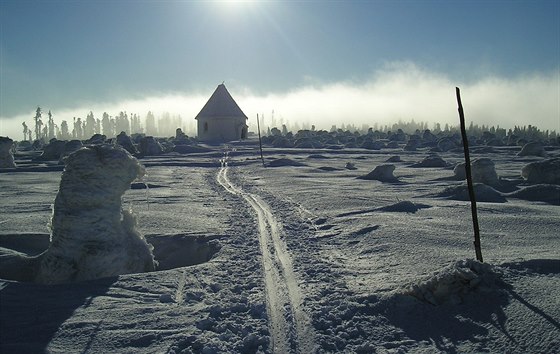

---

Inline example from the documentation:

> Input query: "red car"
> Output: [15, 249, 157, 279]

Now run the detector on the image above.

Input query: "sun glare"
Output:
[221, 0, 255, 6]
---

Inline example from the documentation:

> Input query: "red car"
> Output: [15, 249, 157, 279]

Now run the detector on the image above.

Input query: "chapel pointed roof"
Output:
[195, 84, 248, 120]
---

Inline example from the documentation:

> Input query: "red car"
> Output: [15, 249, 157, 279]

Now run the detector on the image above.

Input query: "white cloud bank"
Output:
[1, 63, 558, 139]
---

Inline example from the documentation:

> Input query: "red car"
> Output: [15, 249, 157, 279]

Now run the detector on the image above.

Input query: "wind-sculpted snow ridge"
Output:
[36, 145, 156, 284]
[217, 165, 316, 354]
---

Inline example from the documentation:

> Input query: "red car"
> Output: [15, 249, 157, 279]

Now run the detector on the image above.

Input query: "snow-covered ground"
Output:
[1, 142, 559, 353]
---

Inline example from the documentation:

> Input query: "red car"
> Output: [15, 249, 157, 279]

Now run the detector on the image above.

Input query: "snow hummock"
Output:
[35, 145, 156, 284]
[267, 158, 307, 167]
[434, 183, 507, 203]
[357, 164, 399, 182]
[411, 154, 448, 168]
[517, 141, 547, 157]
[521, 158, 560, 185]
[402, 259, 502, 305]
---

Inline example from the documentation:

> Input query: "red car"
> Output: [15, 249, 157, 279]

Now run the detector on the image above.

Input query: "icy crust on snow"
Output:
[401, 259, 502, 305]
[36, 145, 156, 284]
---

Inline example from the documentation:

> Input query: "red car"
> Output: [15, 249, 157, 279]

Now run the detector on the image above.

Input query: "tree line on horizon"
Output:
[21, 107, 194, 143]
[19, 106, 557, 145]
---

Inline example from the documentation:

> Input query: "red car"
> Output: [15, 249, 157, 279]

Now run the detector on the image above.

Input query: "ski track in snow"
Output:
[217, 165, 315, 354]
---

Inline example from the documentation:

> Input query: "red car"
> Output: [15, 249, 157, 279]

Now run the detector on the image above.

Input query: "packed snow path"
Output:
[217, 165, 315, 354]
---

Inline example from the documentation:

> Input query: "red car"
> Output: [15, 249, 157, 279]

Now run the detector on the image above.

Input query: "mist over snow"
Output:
[1, 63, 558, 139]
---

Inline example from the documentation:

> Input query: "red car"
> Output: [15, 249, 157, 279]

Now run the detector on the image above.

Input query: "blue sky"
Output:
[1, 0, 559, 136]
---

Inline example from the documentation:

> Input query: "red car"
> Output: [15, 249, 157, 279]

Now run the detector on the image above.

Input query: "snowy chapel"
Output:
[195, 83, 249, 143]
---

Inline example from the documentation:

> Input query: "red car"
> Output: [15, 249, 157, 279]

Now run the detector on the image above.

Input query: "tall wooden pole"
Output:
[256, 114, 265, 167]
[456, 87, 483, 262]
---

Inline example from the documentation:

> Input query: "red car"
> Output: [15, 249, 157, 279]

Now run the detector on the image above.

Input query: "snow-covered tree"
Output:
[101, 112, 113, 137]
[22, 122, 29, 141]
[60, 121, 70, 140]
[34, 107, 43, 141]
[85, 111, 96, 138]
[47, 110, 55, 140]
[145, 111, 157, 136]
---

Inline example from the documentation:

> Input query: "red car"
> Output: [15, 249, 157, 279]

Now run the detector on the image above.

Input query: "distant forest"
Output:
[21, 106, 557, 144]
[21, 107, 193, 142]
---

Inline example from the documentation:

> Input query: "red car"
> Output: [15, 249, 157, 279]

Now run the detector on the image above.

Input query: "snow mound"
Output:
[267, 158, 307, 167]
[402, 259, 502, 305]
[116, 131, 138, 154]
[435, 183, 506, 203]
[385, 155, 401, 162]
[173, 145, 213, 154]
[317, 166, 342, 172]
[517, 141, 547, 157]
[0, 136, 16, 168]
[307, 154, 329, 159]
[36, 145, 156, 284]
[505, 184, 560, 205]
[377, 201, 431, 213]
[453, 158, 500, 187]
[37, 139, 66, 161]
[357, 164, 399, 183]
[411, 154, 448, 168]
[139, 136, 164, 156]
[521, 158, 560, 185]
[148, 234, 221, 271]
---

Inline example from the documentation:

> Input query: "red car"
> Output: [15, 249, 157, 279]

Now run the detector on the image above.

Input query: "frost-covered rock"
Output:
[403, 259, 501, 305]
[517, 141, 547, 157]
[358, 164, 399, 183]
[521, 158, 560, 185]
[35, 145, 156, 284]
[0, 136, 16, 168]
